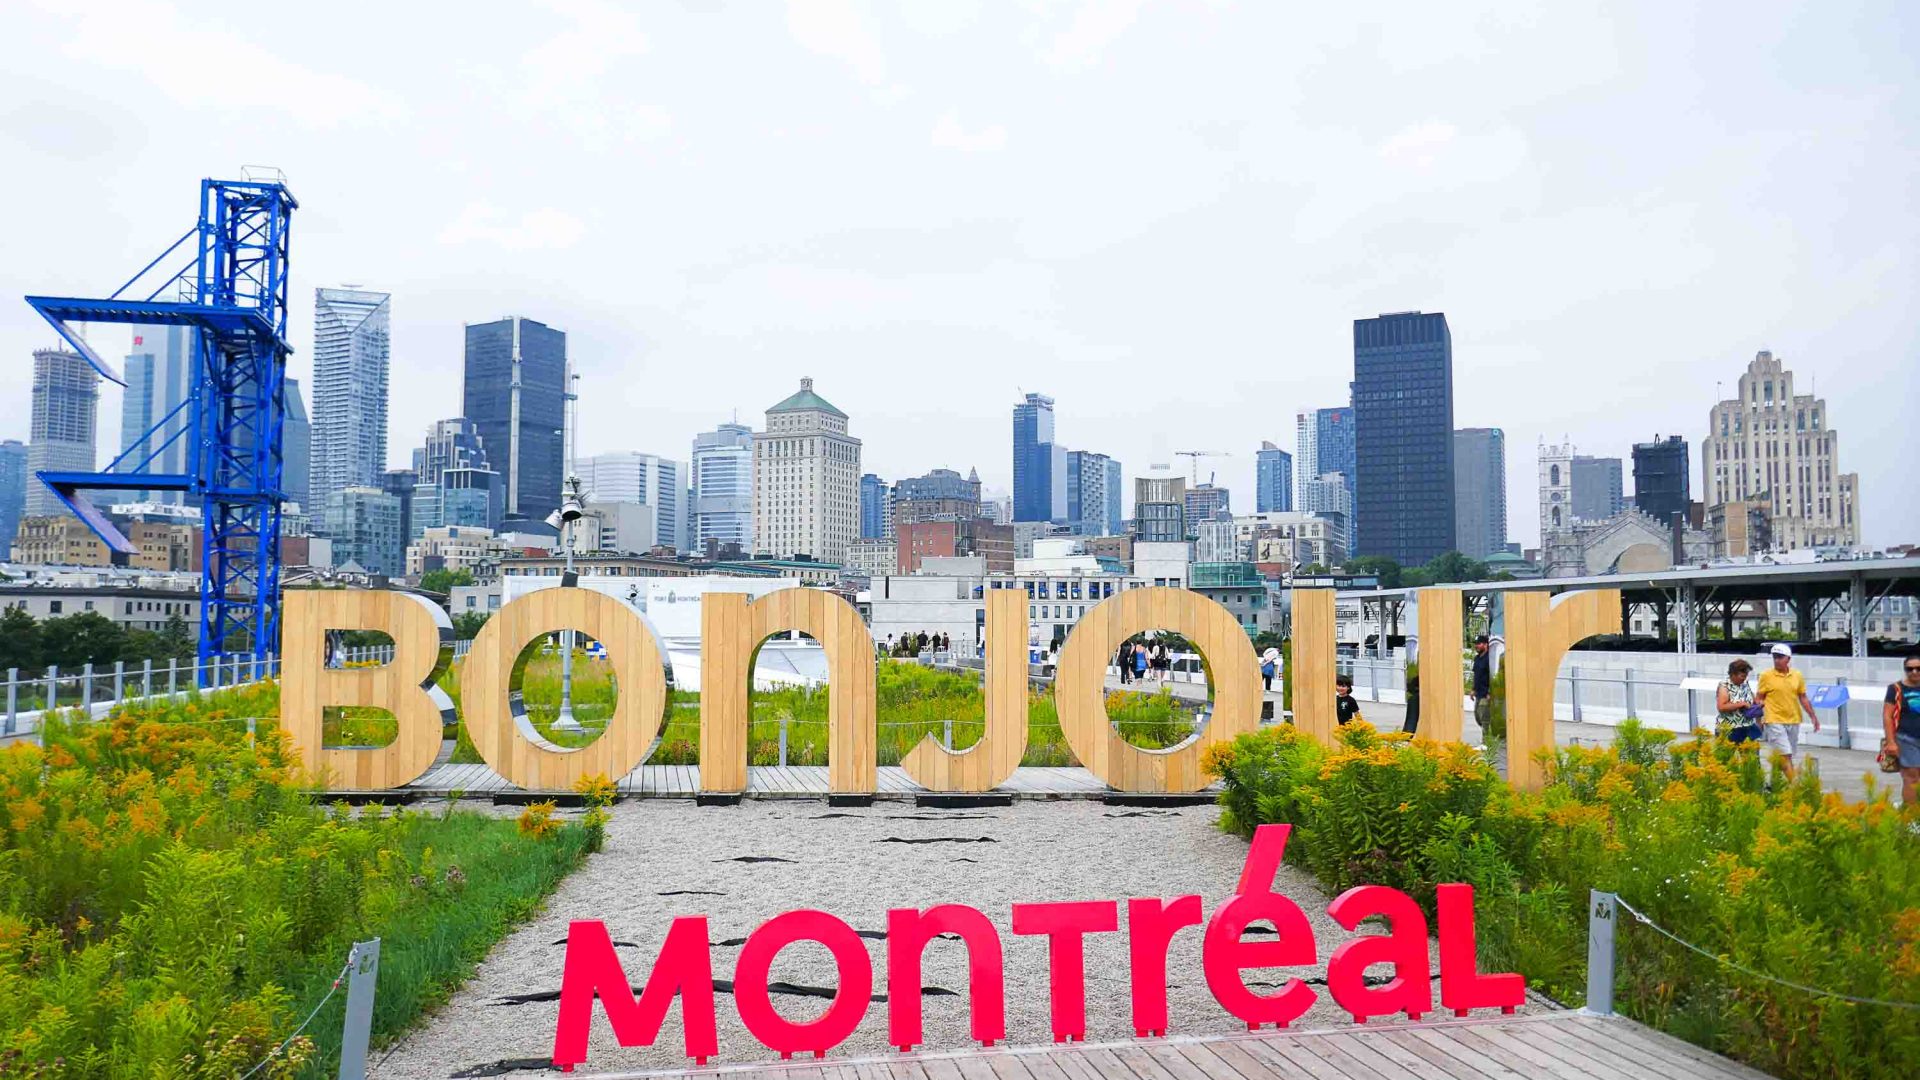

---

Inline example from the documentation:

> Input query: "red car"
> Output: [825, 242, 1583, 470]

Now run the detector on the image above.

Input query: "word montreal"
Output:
[282, 583, 1619, 794]
[551, 825, 1521, 1070]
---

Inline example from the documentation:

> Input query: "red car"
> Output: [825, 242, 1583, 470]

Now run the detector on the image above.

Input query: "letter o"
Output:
[734, 910, 874, 1058]
[463, 587, 668, 790]
[1053, 587, 1261, 791]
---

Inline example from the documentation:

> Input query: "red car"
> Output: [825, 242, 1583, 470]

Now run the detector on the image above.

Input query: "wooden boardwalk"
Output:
[383, 762, 1135, 800]
[560, 1012, 1772, 1079]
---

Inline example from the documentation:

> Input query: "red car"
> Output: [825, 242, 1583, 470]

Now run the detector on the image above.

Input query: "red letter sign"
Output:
[887, 904, 1006, 1051]
[1010, 900, 1120, 1043]
[734, 909, 874, 1059]
[1203, 824, 1318, 1029]
[1127, 895, 1202, 1037]
[1437, 883, 1525, 1016]
[1325, 885, 1433, 1023]
[552, 918, 717, 1071]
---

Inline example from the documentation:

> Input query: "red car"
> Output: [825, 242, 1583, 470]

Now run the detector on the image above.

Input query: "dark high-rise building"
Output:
[120, 325, 195, 503]
[1452, 428, 1507, 560]
[282, 378, 311, 512]
[1012, 392, 1064, 523]
[1183, 484, 1231, 538]
[1633, 435, 1691, 525]
[1315, 407, 1357, 507]
[463, 317, 567, 525]
[1353, 311, 1455, 564]
[381, 468, 419, 548]
[1571, 456, 1624, 521]
[1255, 441, 1293, 513]
[0, 439, 26, 559]
[894, 467, 982, 525]
[858, 473, 890, 540]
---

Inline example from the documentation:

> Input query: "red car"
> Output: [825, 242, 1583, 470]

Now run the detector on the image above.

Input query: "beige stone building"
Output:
[12, 516, 114, 566]
[1702, 351, 1859, 551]
[751, 378, 860, 564]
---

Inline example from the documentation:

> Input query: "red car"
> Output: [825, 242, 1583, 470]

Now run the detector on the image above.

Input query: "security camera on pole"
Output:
[546, 366, 588, 734]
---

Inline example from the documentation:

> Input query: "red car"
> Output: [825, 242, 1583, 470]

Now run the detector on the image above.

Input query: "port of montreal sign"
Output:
[281, 583, 1620, 794]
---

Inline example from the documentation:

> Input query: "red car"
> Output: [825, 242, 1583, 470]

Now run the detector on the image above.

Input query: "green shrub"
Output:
[1207, 718, 1920, 1079]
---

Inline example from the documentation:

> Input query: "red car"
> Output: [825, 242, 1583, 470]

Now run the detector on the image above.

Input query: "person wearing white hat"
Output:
[1756, 643, 1819, 778]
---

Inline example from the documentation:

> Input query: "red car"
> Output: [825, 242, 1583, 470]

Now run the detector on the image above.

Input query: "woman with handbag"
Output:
[1882, 654, 1920, 807]
[1714, 659, 1763, 743]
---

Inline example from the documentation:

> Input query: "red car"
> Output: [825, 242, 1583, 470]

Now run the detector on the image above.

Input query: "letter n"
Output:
[281, 589, 451, 790]
[553, 918, 717, 1070]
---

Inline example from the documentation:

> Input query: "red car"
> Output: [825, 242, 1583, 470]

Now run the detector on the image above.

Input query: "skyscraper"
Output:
[1632, 435, 1691, 526]
[1255, 441, 1293, 513]
[894, 468, 982, 524]
[1184, 484, 1231, 537]
[323, 486, 403, 576]
[1012, 392, 1065, 523]
[1066, 450, 1123, 536]
[752, 377, 861, 563]
[1452, 428, 1507, 560]
[1294, 412, 1319, 494]
[582, 451, 686, 551]
[26, 348, 99, 517]
[1702, 351, 1859, 550]
[462, 316, 567, 525]
[692, 421, 755, 554]
[1571, 456, 1625, 521]
[0, 440, 26, 559]
[1133, 475, 1186, 544]
[1353, 311, 1455, 564]
[413, 417, 491, 484]
[381, 468, 419, 546]
[310, 288, 391, 515]
[858, 473, 890, 540]
[283, 377, 311, 511]
[120, 325, 195, 500]
[1315, 407, 1357, 506]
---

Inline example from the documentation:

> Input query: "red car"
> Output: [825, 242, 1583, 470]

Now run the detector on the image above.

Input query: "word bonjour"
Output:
[281, 583, 1621, 794]
[551, 825, 1521, 1070]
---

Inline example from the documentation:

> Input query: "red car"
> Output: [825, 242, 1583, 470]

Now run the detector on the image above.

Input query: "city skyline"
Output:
[2, 4, 1915, 547]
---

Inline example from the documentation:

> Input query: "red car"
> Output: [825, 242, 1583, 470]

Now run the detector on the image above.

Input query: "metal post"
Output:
[1586, 890, 1616, 1016]
[47, 664, 58, 713]
[81, 662, 94, 712]
[779, 714, 789, 768]
[142, 658, 153, 698]
[113, 660, 125, 703]
[1570, 666, 1583, 723]
[1685, 670, 1699, 732]
[1624, 668, 1636, 721]
[337, 938, 382, 1080]
[247, 716, 257, 748]
[168, 657, 178, 696]
[4, 669, 13, 735]
[1835, 676, 1850, 750]
[943, 716, 953, 751]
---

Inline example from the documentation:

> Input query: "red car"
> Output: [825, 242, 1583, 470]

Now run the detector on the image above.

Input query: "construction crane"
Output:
[1173, 449, 1231, 486]
[25, 171, 297, 672]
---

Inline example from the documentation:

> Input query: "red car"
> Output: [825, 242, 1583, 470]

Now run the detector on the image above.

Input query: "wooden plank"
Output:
[1183, 1038, 1291, 1080]
[1242, 1036, 1359, 1080]
[1107, 1044, 1183, 1080]
[1316, 1032, 1428, 1080]
[1290, 589, 1338, 746]
[1370, 1029, 1490, 1080]
[1417, 588, 1465, 743]
[1402, 1026, 1527, 1079]
[1550, 1018, 1753, 1080]
[1451, 1024, 1608, 1080]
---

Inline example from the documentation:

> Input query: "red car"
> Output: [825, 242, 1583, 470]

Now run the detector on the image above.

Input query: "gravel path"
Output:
[375, 800, 1510, 1078]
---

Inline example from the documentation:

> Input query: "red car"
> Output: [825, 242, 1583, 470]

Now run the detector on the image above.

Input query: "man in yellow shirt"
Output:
[1756, 643, 1819, 778]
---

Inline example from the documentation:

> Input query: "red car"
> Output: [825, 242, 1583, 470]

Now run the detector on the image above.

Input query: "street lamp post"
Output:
[552, 473, 584, 734]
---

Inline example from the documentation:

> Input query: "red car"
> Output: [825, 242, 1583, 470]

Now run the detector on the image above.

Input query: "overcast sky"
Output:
[3, 0, 1915, 550]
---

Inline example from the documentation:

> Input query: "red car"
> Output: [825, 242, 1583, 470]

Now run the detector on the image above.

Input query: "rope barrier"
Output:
[236, 945, 357, 1079]
[1615, 896, 1920, 1011]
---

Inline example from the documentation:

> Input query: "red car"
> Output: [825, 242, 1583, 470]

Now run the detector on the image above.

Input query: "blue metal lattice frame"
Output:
[24, 177, 296, 672]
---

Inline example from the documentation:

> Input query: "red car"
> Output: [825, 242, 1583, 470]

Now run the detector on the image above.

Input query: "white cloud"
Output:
[1377, 122, 1459, 171]
[437, 202, 586, 251]
[931, 110, 1007, 153]
[786, 0, 887, 85]
[1040, 0, 1146, 72]
[523, 0, 650, 97]
[33, 0, 403, 128]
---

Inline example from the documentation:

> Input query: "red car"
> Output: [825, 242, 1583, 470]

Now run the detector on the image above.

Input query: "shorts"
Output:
[1897, 733, 1920, 769]
[1762, 723, 1800, 758]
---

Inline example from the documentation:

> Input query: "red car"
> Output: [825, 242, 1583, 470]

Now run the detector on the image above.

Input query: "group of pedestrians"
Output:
[1114, 639, 1174, 685]
[882, 631, 952, 658]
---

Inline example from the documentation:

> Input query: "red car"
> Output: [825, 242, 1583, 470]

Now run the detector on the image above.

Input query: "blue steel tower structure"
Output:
[24, 176, 297, 669]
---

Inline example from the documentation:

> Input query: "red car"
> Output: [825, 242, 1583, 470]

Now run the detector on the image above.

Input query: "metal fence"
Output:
[1, 653, 283, 739]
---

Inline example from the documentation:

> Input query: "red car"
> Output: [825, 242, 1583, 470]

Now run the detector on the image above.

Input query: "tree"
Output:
[1343, 556, 1404, 589]
[452, 611, 491, 640]
[159, 611, 194, 659]
[37, 612, 130, 672]
[1295, 563, 1329, 577]
[420, 567, 475, 595]
[0, 608, 42, 675]
[1418, 550, 1490, 585]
